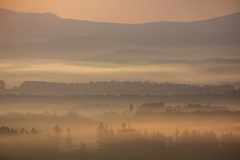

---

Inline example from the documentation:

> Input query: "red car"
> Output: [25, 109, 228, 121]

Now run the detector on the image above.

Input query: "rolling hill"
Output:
[0, 8, 239, 59]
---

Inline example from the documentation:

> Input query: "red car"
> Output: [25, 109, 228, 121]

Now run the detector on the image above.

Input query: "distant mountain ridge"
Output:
[87, 49, 163, 63]
[0, 8, 240, 59]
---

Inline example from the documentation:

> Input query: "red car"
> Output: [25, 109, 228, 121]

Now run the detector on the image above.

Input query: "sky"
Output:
[0, 0, 240, 23]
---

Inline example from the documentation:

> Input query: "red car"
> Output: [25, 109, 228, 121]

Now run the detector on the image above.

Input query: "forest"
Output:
[1, 80, 240, 160]
[0, 123, 240, 160]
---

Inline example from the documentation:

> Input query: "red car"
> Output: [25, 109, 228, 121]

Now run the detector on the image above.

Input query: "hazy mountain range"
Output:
[0, 8, 240, 60]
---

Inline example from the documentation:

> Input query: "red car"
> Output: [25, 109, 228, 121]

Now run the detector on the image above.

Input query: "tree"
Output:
[0, 80, 5, 90]
[52, 124, 62, 153]
[80, 142, 87, 153]
[220, 132, 239, 148]
[129, 103, 134, 114]
[31, 128, 38, 134]
[53, 124, 62, 134]
[175, 128, 180, 145]
[20, 128, 25, 135]
[65, 128, 73, 150]
[96, 122, 105, 148]
[96, 122, 115, 150]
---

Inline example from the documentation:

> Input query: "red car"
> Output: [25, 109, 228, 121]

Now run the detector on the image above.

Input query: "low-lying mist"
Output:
[1, 115, 240, 160]
[1, 58, 240, 88]
[1, 84, 240, 159]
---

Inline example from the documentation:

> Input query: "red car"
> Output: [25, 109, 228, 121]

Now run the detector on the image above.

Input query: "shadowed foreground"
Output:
[0, 124, 239, 160]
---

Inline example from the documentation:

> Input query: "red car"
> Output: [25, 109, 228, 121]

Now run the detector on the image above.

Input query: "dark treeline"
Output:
[138, 102, 228, 112]
[1, 89, 240, 107]
[96, 106, 240, 124]
[0, 111, 95, 127]
[1, 109, 240, 129]
[1, 124, 240, 160]
[0, 125, 64, 160]
[95, 123, 240, 160]
[0, 126, 38, 135]
[1, 80, 235, 95]
[1, 108, 240, 131]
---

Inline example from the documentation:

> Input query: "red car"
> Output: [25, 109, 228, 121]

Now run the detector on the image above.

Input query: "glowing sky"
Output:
[0, 0, 240, 23]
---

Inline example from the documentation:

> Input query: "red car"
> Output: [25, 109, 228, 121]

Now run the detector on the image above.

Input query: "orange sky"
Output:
[0, 0, 240, 23]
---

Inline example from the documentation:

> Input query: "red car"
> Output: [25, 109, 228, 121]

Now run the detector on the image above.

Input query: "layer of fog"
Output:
[1, 58, 240, 88]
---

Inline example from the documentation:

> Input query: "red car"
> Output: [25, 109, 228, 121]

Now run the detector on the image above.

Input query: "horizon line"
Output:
[0, 8, 239, 25]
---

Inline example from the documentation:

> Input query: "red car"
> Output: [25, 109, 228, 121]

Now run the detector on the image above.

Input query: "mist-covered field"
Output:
[1, 56, 240, 88]
[1, 6, 240, 160]
[1, 81, 240, 159]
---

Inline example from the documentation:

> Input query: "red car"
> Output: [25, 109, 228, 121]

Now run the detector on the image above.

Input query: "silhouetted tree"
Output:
[175, 128, 180, 146]
[52, 124, 62, 153]
[31, 127, 38, 134]
[179, 129, 218, 149]
[80, 142, 87, 153]
[150, 131, 167, 148]
[0, 126, 18, 135]
[20, 128, 25, 135]
[53, 124, 62, 134]
[129, 102, 134, 114]
[0, 80, 5, 90]
[220, 132, 239, 148]
[96, 122, 115, 150]
[65, 128, 73, 150]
